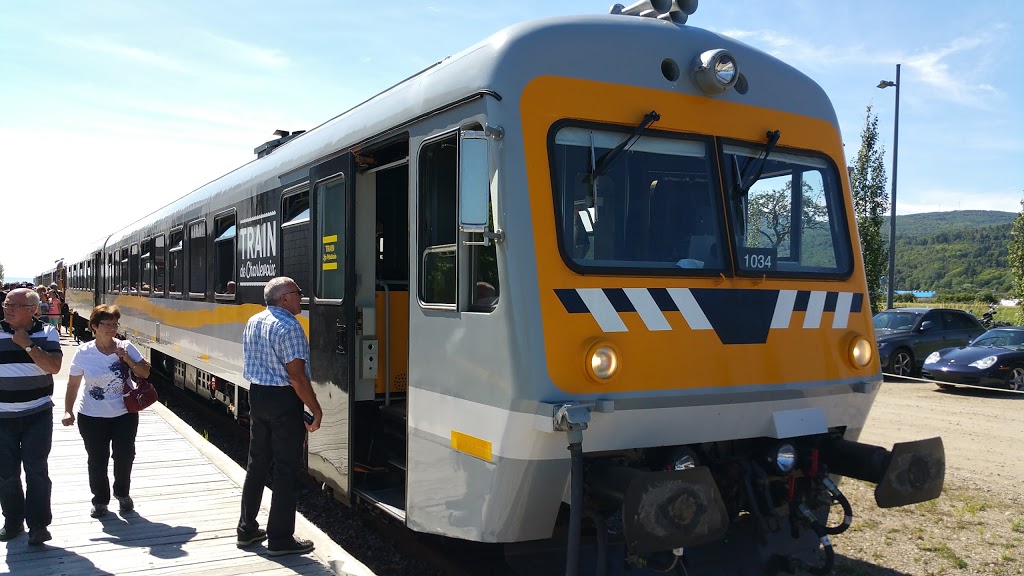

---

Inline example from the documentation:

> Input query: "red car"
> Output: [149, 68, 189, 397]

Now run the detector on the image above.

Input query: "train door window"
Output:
[282, 189, 311, 298]
[169, 228, 184, 296]
[316, 178, 346, 299]
[120, 248, 130, 293]
[188, 219, 207, 297]
[106, 253, 113, 293]
[153, 234, 166, 297]
[130, 244, 141, 294]
[214, 211, 236, 299]
[418, 133, 457, 306]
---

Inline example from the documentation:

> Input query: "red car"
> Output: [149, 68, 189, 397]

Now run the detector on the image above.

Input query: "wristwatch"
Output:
[24, 344, 35, 353]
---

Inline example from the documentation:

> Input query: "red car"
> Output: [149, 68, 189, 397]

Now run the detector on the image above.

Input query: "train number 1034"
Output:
[741, 248, 776, 271]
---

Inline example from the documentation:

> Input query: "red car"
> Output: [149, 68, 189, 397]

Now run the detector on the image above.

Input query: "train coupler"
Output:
[820, 436, 945, 508]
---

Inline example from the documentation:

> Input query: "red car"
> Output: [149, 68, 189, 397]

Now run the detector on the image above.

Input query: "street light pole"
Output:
[878, 64, 901, 310]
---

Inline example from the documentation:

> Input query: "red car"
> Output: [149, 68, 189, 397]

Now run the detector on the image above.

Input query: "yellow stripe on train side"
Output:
[519, 76, 873, 394]
[110, 294, 311, 337]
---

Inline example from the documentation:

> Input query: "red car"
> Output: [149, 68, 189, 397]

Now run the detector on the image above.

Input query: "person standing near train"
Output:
[237, 277, 322, 556]
[61, 305, 149, 519]
[0, 288, 63, 545]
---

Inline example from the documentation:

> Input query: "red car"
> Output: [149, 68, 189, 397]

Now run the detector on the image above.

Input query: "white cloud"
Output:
[898, 186, 1022, 215]
[53, 36, 187, 73]
[197, 32, 291, 68]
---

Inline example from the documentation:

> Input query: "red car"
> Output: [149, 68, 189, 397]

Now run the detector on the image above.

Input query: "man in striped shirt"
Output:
[0, 288, 63, 545]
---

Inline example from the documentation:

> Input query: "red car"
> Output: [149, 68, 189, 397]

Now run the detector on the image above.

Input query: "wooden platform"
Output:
[1, 334, 375, 576]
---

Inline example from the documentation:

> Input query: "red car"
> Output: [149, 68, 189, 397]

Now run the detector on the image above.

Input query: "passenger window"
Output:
[140, 239, 153, 296]
[130, 244, 140, 294]
[169, 228, 184, 295]
[188, 220, 207, 296]
[153, 235, 166, 296]
[214, 212, 236, 298]
[282, 190, 311, 299]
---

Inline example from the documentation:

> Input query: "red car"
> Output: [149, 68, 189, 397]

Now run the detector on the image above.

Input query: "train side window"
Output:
[188, 219, 207, 298]
[169, 228, 184, 296]
[153, 234, 166, 297]
[282, 190, 311, 299]
[214, 211, 236, 299]
[130, 243, 141, 294]
[418, 133, 458, 306]
[140, 242, 152, 297]
[121, 248, 130, 294]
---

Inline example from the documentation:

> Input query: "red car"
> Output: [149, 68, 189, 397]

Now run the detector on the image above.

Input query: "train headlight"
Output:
[587, 343, 620, 381]
[849, 336, 873, 368]
[692, 49, 739, 94]
[763, 442, 797, 475]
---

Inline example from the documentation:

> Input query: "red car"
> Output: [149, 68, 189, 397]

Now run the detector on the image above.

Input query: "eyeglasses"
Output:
[1, 302, 34, 310]
[283, 289, 304, 298]
[98, 322, 120, 329]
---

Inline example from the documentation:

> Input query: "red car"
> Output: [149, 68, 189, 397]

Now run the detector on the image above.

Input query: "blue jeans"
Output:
[0, 408, 53, 531]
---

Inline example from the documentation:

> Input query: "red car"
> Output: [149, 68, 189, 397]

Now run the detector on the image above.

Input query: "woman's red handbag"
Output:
[123, 374, 158, 413]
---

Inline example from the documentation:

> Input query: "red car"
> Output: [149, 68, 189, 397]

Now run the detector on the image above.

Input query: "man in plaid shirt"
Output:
[237, 277, 322, 556]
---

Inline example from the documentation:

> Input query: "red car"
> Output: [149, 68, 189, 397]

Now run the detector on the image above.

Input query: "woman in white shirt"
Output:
[62, 305, 150, 518]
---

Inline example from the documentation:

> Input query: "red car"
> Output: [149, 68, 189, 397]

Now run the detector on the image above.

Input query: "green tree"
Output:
[747, 180, 827, 251]
[1008, 197, 1024, 324]
[850, 105, 889, 313]
[0, 261, 4, 284]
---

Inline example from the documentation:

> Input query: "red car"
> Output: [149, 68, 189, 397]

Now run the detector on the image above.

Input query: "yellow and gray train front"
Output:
[519, 80, 944, 575]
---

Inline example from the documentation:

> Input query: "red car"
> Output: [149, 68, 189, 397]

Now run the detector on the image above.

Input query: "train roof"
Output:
[104, 12, 836, 247]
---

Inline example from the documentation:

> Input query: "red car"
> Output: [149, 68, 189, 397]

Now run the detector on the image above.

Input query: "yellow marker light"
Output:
[849, 336, 873, 368]
[587, 343, 620, 381]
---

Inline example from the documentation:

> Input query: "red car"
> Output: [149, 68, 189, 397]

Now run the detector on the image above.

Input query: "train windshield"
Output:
[551, 126, 725, 273]
[721, 143, 852, 277]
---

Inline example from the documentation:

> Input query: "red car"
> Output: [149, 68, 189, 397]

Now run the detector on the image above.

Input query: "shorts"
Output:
[47, 316, 61, 328]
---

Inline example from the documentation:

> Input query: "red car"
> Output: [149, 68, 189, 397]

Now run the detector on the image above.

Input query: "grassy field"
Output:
[892, 302, 1020, 325]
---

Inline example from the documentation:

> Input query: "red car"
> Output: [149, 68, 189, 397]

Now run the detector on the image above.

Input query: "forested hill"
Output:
[881, 210, 1018, 296]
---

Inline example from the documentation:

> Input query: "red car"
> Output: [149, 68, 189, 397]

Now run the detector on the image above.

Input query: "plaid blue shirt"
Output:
[242, 306, 310, 386]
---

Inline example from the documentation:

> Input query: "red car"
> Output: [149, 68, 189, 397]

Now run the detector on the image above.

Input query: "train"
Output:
[37, 2, 944, 574]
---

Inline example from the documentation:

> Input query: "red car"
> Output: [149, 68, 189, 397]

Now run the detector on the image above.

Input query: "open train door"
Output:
[307, 152, 358, 502]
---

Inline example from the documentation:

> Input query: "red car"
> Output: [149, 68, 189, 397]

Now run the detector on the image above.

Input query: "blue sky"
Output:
[1, 1, 1021, 279]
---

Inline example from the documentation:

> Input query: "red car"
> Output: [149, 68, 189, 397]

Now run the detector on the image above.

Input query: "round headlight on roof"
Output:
[692, 49, 739, 94]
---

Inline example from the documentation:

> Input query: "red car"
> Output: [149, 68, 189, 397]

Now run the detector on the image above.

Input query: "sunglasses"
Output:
[283, 289, 304, 298]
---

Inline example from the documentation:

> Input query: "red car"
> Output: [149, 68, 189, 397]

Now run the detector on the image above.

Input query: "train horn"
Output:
[610, 0, 673, 18]
[610, 0, 697, 23]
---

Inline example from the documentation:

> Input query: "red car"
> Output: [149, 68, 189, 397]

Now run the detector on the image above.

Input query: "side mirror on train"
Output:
[458, 130, 490, 235]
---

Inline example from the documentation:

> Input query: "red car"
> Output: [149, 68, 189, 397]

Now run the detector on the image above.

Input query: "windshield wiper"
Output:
[592, 110, 661, 176]
[736, 129, 781, 195]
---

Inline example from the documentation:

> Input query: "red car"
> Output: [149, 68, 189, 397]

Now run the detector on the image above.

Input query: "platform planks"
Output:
[1, 335, 374, 576]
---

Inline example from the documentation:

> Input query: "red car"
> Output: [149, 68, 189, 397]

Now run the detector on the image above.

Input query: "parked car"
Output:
[872, 308, 986, 377]
[921, 327, 1024, 392]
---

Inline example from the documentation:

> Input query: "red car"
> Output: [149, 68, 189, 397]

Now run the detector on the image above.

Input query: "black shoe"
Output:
[0, 524, 23, 541]
[27, 529, 52, 545]
[116, 496, 134, 512]
[267, 537, 315, 556]
[90, 504, 108, 518]
[236, 528, 267, 548]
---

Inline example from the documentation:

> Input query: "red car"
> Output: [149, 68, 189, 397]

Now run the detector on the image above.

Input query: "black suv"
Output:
[873, 308, 986, 377]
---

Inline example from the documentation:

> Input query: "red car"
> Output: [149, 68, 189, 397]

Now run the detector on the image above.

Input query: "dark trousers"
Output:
[0, 408, 53, 531]
[77, 412, 139, 505]
[238, 384, 304, 544]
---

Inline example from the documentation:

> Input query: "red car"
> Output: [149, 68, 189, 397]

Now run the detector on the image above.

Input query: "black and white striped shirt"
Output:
[0, 318, 62, 417]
